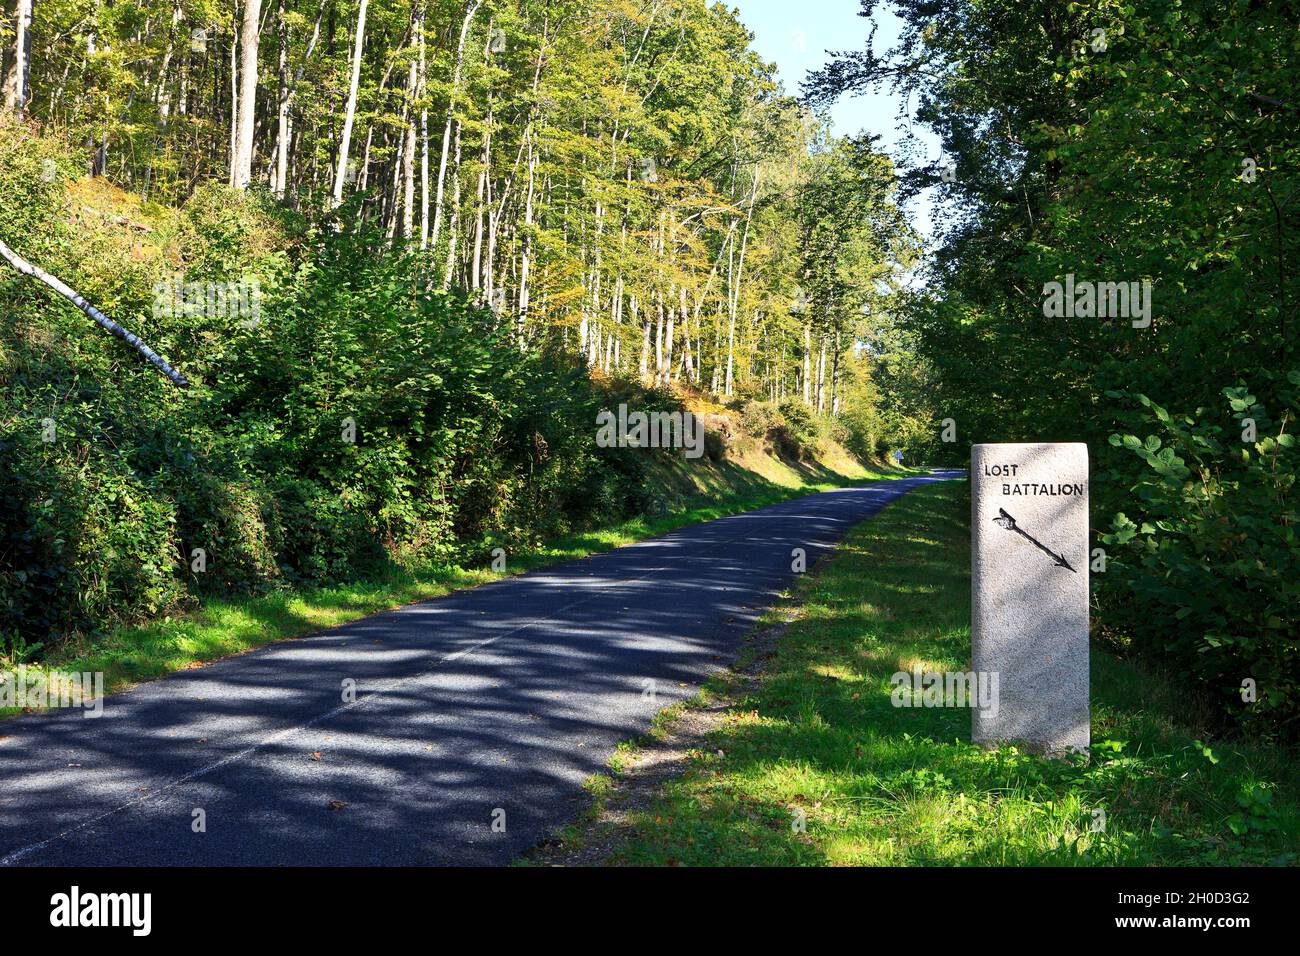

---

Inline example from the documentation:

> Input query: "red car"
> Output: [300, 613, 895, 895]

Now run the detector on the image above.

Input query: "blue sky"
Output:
[730, 0, 940, 242]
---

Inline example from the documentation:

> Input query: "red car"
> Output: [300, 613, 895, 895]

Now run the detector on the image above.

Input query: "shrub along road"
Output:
[0, 471, 960, 866]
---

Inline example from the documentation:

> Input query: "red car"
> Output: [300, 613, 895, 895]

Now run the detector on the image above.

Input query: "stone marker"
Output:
[971, 443, 1089, 754]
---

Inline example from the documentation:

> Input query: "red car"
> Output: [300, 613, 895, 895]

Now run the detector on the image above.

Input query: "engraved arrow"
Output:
[992, 508, 1077, 573]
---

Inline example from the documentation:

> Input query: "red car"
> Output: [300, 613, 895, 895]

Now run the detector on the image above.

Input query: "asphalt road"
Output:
[0, 471, 961, 866]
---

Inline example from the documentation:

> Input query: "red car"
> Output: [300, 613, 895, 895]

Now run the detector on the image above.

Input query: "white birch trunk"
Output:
[0, 240, 188, 386]
[441, 119, 464, 288]
[430, 0, 482, 251]
[272, 0, 289, 197]
[3, 0, 33, 114]
[331, 0, 370, 207]
[725, 171, 760, 397]
[803, 322, 811, 405]
[402, 50, 419, 237]
[418, 21, 430, 248]
[228, 10, 240, 185]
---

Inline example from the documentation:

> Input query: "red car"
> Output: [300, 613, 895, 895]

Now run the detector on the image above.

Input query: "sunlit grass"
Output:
[609, 482, 1300, 866]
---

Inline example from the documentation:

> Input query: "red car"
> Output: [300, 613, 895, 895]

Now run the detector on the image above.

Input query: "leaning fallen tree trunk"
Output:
[0, 239, 190, 387]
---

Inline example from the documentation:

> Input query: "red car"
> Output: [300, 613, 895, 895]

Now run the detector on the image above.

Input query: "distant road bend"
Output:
[0, 470, 961, 866]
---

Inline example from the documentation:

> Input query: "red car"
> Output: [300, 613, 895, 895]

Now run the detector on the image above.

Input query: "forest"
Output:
[1, 0, 1297, 743]
[0, 1, 919, 669]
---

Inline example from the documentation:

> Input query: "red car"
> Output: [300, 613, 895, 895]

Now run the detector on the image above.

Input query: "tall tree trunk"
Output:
[724, 244, 735, 396]
[228, 11, 239, 185]
[3, 0, 34, 114]
[418, 18, 430, 248]
[830, 332, 842, 415]
[272, 0, 289, 197]
[332, 0, 370, 207]
[274, 0, 327, 200]
[655, 293, 664, 380]
[802, 322, 811, 405]
[663, 283, 676, 380]
[231, 0, 263, 189]
[639, 303, 651, 378]
[471, 121, 489, 289]
[155, 0, 183, 123]
[430, 0, 482, 252]
[514, 13, 548, 329]
[517, 135, 537, 326]
[679, 285, 692, 381]
[401, 44, 419, 238]
[816, 337, 827, 412]
[725, 170, 760, 396]
[471, 27, 498, 293]
[441, 118, 464, 288]
[710, 303, 722, 393]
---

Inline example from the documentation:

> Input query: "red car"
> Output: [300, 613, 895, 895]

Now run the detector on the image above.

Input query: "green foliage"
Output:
[775, 398, 819, 460]
[0, 119, 69, 253]
[739, 400, 783, 439]
[1101, 373, 1299, 734]
[738, 399, 846, 462]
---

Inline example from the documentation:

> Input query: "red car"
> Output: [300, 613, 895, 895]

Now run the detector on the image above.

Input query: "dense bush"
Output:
[776, 399, 820, 459]
[739, 399, 830, 461]
[739, 400, 782, 439]
[1101, 374, 1299, 736]
[839, 405, 888, 461]
[737, 398, 870, 463]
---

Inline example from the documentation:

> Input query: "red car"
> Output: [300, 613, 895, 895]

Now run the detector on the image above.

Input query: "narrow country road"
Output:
[0, 471, 961, 866]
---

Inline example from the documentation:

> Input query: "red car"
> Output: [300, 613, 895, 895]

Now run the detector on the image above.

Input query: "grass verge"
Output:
[595, 480, 1299, 866]
[3, 455, 912, 718]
